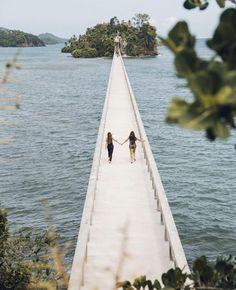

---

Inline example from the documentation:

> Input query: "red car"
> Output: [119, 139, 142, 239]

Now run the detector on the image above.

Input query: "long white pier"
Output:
[69, 52, 189, 290]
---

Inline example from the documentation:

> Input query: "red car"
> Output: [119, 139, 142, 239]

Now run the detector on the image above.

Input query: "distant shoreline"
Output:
[0, 28, 67, 47]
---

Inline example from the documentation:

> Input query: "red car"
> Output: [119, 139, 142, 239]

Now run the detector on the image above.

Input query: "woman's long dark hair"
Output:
[129, 131, 135, 138]
[129, 131, 136, 143]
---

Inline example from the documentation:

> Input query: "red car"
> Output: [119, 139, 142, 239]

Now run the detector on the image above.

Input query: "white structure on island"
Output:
[68, 50, 189, 290]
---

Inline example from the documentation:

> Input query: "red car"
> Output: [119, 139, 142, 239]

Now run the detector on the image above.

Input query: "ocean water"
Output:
[0, 41, 235, 267]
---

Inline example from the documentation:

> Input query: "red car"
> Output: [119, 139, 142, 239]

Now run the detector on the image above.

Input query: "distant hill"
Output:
[38, 33, 67, 45]
[0, 27, 45, 47]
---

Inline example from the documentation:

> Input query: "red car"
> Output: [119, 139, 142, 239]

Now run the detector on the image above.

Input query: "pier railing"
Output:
[120, 56, 190, 273]
[68, 53, 115, 290]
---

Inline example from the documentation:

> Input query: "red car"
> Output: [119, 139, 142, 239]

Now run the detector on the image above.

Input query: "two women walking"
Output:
[106, 131, 144, 163]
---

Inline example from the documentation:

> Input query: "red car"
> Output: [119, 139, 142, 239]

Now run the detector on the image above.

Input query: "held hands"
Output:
[105, 137, 145, 146]
[116, 140, 124, 145]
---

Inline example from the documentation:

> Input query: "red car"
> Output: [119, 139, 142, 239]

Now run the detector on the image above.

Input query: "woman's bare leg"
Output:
[129, 148, 133, 163]
[130, 148, 136, 163]
[133, 148, 136, 161]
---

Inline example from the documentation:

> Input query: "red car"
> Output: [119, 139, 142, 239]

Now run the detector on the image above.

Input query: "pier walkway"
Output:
[69, 52, 189, 290]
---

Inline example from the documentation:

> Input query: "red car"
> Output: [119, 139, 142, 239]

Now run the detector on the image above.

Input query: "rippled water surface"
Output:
[0, 42, 235, 266]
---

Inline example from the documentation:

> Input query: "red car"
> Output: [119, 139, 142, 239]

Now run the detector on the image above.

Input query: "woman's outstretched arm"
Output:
[136, 137, 145, 142]
[113, 138, 121, 145]
[122, 137, 129, 145]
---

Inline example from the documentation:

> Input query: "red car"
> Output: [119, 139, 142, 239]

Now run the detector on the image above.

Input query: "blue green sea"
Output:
[0, 40, 235, 266]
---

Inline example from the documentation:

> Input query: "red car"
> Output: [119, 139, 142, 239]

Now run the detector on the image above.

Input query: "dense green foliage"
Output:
[61, 14, 158, 58]
[162, 8, 236, 142]
[118, 255, 236, 290]
[0, 28, 45, 47]
[72, 47, 97, 58]
[0, 208, 66, 290]
[38, 33, 67, 45]
[183, 0, 236, 10]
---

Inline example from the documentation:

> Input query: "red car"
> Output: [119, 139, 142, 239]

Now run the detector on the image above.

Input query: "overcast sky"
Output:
[0, 0, 234, 39]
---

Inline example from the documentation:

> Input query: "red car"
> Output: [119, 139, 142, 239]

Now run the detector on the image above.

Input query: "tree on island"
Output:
[0, 28, 45, 47]
[61, 13, 158, 58]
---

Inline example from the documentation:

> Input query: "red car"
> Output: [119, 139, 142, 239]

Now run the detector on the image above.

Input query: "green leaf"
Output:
[183, 0, 196, 9]
[160, 37, 178, 54]
[117, 281, 132, 289]
[133, 278, 141, 290]
[161, 268, 187, 288]
[179, 108, 214, 130]
[193, 256, 208, 273]
[146, 280, 153, 290]
[200, 264, 214, 285]
[183, 0, 209, 10]
[213, 121, 230, 139]
[207, 8, 236, 68]
[189, 70, 222, 99]
[175, 48, 197, 77]
[199, 2, 209, 10]
[166, 98, 189, 124]
[225, 71, 236, 87]
[216, 0, 226, 8]
[215, 258, 233, 274]
[153, 279, 161, 290]
[168, 21, 196, 52]
[140, 275, 147, 287]
[215, 86, 233, 104]
[206, 128, 216, 141]
[162, 273, 169, 286]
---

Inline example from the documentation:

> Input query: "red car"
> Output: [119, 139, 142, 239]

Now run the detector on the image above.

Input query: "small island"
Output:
[62, 14, 158, 58]
[0, 27, 45, 47]
[38, 33, 67, 45]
